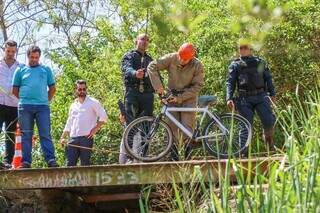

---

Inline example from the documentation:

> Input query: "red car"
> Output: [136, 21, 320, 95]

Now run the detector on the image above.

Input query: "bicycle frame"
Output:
[160, 105, 229, 141]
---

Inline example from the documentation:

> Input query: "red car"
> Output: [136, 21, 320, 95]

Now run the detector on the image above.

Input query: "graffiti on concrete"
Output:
[96, 171, 139, 185]
[21, 171, 91, 188]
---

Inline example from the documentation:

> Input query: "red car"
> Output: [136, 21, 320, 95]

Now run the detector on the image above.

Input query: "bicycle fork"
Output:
[146, 114, 163, 140]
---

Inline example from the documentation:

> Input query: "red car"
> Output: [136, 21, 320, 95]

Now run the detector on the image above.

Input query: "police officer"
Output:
[226, 39, 276, 150]
[119, 34, 154, 163]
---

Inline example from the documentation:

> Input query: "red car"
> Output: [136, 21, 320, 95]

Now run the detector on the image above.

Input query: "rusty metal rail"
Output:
[0, 156, 285, 190]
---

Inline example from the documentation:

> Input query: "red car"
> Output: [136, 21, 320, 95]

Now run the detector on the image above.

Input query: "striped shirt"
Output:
[0, 59, 19, 107]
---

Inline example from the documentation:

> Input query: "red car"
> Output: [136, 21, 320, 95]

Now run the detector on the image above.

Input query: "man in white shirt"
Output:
[60, 80, 107, 166]
[0, 40, 20, 169]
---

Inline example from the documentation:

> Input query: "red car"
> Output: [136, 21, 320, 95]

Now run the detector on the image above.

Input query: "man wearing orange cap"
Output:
[147, 43, 204, 160]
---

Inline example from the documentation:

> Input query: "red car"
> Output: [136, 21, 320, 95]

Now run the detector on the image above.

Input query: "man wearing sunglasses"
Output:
[60, 80, 107, 166]
[226, 39, 276, 151]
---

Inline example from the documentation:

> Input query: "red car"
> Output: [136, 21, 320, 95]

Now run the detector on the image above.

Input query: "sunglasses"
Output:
[77, 88, 87, 91]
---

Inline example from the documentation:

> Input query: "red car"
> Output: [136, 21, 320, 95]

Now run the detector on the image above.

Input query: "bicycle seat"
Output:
[198, 95, 217, 107]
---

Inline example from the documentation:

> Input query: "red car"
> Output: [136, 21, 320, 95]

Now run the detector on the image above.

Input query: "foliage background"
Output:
[2, 0, 319, 166]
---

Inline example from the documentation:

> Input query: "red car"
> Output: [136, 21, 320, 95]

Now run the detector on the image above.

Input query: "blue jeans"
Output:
[18, 104, 56, 165]
[66, 136, 93, 166]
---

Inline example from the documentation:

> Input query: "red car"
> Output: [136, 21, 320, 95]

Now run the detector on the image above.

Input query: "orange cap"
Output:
[178, 43, 196, 61]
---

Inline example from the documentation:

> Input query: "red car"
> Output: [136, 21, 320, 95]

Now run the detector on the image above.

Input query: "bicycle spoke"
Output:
[124, 117, 172, 161]
[204, 114, 251, 157]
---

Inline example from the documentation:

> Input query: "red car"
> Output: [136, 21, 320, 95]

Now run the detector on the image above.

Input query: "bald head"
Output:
[136, 34, 150, 53]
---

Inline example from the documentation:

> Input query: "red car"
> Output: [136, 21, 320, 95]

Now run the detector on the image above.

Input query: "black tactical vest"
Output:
[122, 50, 154, 92]
[236, 57, 265, 92]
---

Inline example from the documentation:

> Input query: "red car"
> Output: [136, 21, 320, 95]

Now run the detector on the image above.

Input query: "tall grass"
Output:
[139, 88, 320, 212]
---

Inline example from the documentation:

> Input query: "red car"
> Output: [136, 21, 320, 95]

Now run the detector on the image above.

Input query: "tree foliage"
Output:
[14, 0, 320, 165]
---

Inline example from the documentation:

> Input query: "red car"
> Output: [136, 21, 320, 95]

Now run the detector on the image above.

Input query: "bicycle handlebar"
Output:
[158, 91, 175, 105]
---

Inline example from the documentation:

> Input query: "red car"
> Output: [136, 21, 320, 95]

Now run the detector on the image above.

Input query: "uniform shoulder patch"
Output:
[256, 56, 267, 66]
[233, 58, 247, 67]
[255, 56, 265, 62]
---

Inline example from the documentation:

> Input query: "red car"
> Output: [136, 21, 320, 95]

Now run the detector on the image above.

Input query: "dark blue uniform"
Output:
[226, 56, 276, 145]
[121, 49, 154, 122]
[119, 50, 154, 164]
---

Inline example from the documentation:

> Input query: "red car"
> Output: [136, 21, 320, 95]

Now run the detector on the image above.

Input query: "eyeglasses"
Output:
[77, 88, 87, 91]
[239, 46, 249, 50]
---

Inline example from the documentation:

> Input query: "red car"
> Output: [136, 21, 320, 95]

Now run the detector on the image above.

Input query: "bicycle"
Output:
[122, 94, 252, 162]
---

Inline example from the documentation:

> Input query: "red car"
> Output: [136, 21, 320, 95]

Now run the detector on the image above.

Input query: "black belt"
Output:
[239, 88, 265, 97]
[126, 86, 154, 93]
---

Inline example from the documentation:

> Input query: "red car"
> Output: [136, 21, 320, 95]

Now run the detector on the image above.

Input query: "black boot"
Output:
[264, 128, 275, 152]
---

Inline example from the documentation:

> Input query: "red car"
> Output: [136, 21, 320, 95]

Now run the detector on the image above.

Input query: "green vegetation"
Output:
[139, 88, 320, 212]
[38, 0, 319, 165]
[0, 0, 319, 211]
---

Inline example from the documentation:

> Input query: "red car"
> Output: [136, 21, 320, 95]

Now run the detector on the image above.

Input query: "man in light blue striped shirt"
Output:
[0, 40, 20, 169]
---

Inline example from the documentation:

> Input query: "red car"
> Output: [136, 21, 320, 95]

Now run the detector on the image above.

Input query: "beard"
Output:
[77, 93, 86, 98]
[5, 55, 15, 60]
[29, 62, 39, 67]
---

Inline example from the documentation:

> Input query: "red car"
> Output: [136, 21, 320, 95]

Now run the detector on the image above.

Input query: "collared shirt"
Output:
[12, 64, 55, 105]
[0, 59, 19, 107]
[64, 96, 108, 137]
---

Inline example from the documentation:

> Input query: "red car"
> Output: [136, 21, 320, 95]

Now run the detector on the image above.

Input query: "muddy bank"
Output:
[0, 190, 83, 213]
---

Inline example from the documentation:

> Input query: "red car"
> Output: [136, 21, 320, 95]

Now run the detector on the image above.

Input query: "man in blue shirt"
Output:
[12, 46, 58, 168]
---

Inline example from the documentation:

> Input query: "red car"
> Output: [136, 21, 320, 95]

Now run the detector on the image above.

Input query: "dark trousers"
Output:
[119, 89, 154, 164]
[235, 93, 276, 130]
[235, 93, 276, 147]
[125, 89, 154, 123]
[66, 136, 93, 166]
[0, 104, 18, 164]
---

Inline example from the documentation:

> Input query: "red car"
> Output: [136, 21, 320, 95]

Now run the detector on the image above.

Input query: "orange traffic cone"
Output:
[11, 123, 22, 169]
[32, 135, 37, 148]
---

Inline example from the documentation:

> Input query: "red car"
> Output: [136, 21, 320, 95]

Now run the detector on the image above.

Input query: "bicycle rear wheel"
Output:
[203, 113, 252, 158]
[123, 116, 173, 162]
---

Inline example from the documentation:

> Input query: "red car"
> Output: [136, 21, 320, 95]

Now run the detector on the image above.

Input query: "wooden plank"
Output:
[0, 157, 285, 190]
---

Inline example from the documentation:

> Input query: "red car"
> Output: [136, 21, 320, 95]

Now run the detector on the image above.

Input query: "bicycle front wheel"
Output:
[203, 113, 252, 158]
[123, 116, 173, 162]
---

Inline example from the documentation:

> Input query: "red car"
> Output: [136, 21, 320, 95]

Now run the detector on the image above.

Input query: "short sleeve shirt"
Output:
[12, 64, 55, 105]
